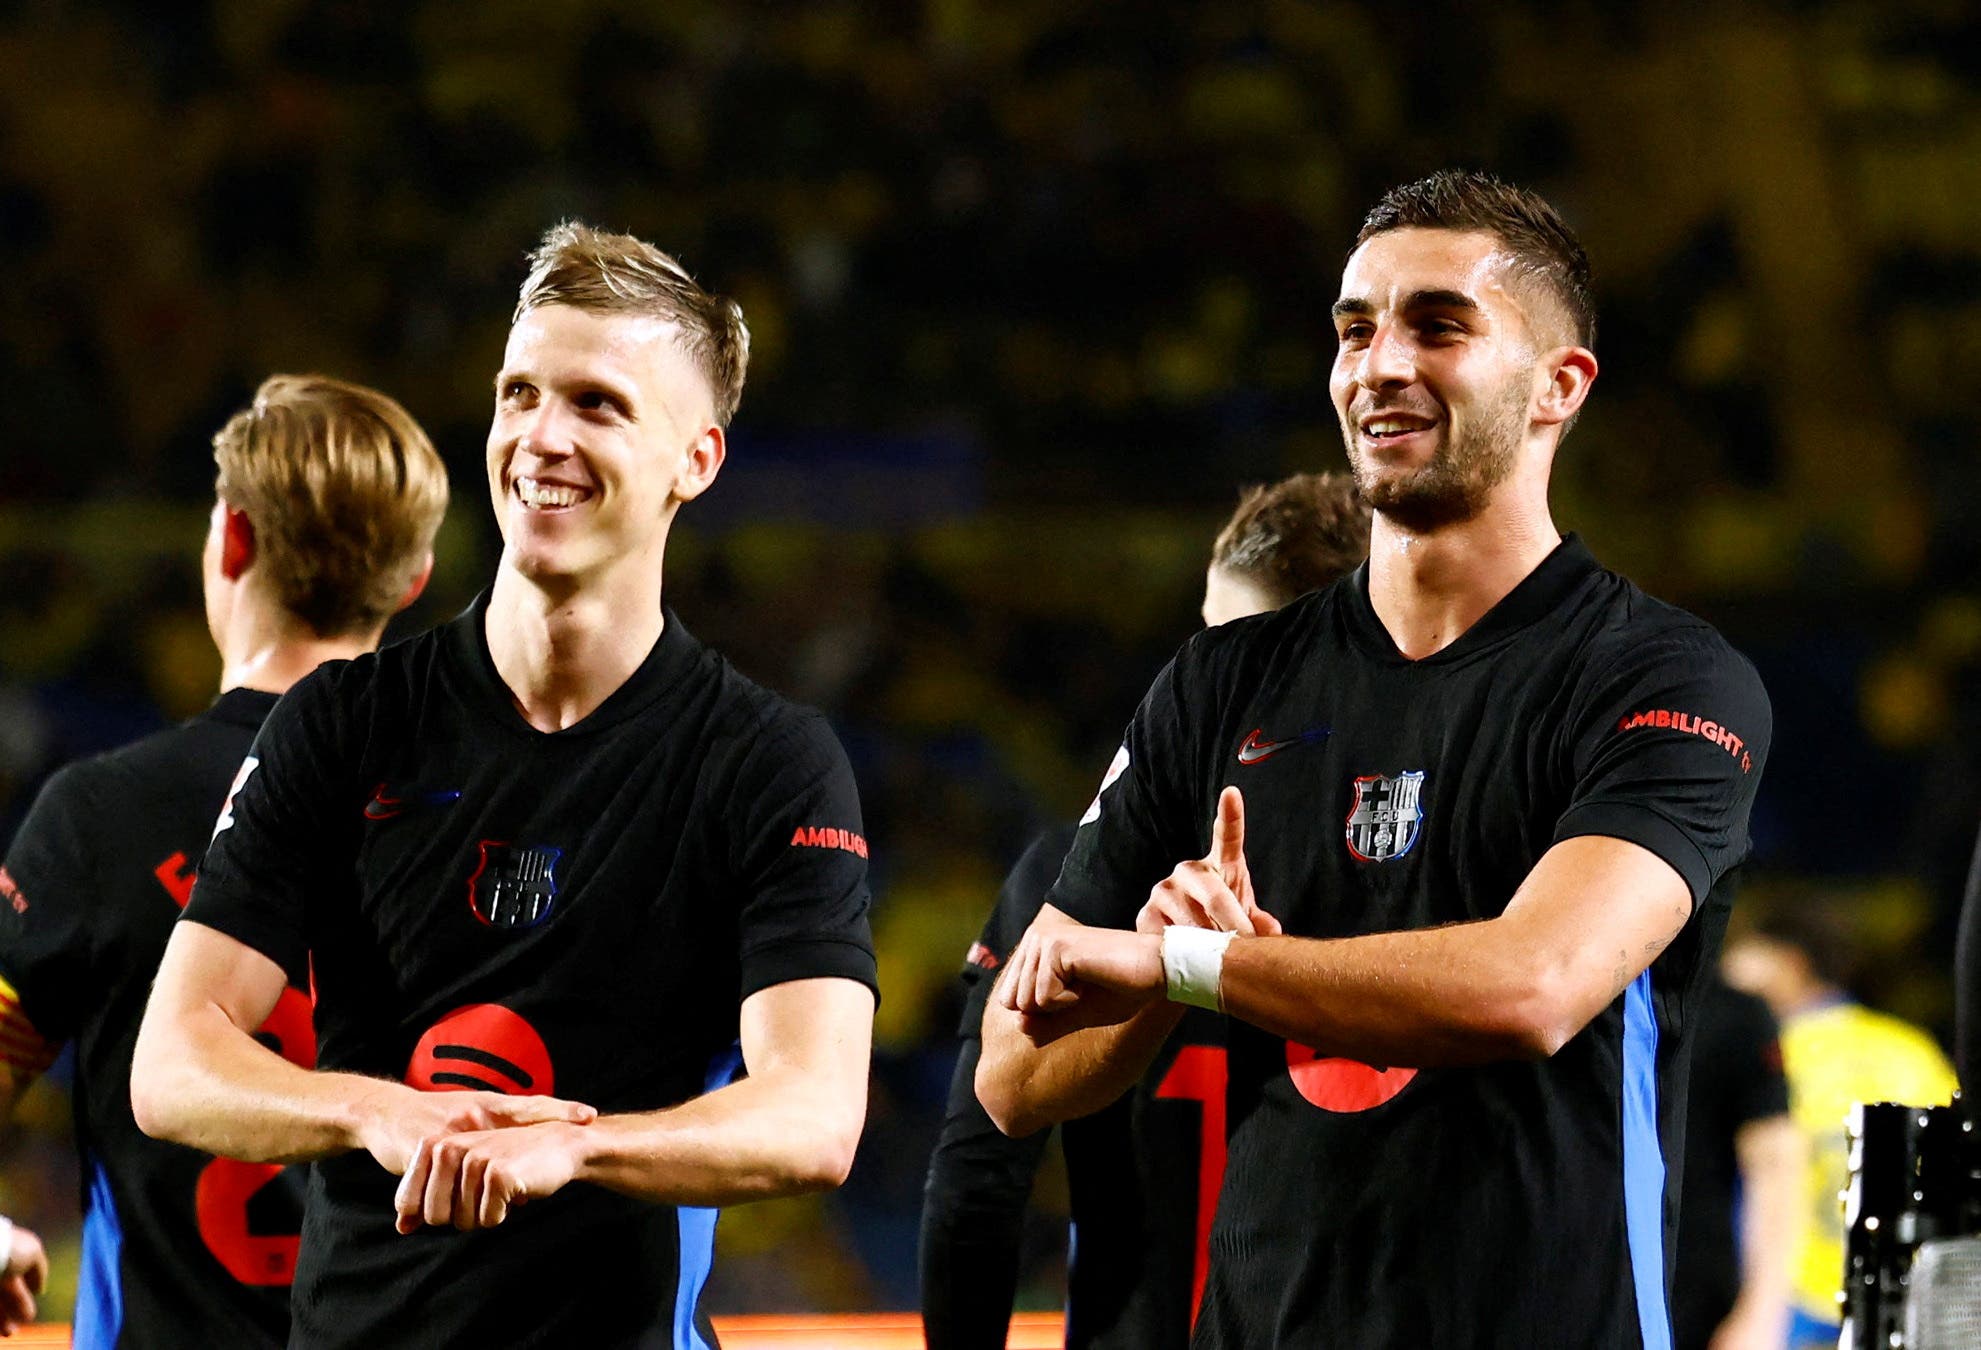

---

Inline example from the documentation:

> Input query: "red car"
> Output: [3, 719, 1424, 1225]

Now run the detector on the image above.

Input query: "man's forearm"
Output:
[131, 1002, 373, 1163]
[1217, 919, 1596, 1066]
[1217, 837, 1692, 1064]
[976, 993, 1183, 1136]
[573, 1070, 863, 1206]
[1729, 1115, 1801, 1327]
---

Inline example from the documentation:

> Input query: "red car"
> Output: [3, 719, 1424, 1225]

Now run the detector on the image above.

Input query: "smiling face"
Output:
[1329, 228, 1569, 531]
[487, 304, 724, 591]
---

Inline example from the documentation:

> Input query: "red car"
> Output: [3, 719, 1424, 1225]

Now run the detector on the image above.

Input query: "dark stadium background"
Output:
[2, 0, 1979, 1323]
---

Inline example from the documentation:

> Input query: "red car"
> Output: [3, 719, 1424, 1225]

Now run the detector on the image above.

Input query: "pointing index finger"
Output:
[1212, 786, 1246, 878]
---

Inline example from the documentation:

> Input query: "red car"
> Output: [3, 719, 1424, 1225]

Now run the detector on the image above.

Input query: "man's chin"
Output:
[1361, 475, 1485, 532]
[502, 546, 587, 589]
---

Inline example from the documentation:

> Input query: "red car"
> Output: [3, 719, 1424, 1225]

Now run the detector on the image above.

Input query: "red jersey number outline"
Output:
[193, 986, 315, 1284]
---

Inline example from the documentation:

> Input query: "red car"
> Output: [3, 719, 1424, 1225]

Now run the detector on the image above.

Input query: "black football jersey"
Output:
[1051, 537, 1771, 1350]
[185, 596, 878, 1350]
[922, 822, 1225, 1350]
[0, 688, 309, 1350]
[1671, 972, 1788, 1350]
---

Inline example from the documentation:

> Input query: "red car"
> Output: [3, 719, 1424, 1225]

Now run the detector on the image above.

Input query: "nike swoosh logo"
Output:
[364, 785, 463, 820]
[1236, 726, 1331, 765]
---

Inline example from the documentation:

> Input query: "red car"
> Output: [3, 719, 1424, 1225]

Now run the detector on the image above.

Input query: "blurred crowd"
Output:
[4, 0, 1981, 1317]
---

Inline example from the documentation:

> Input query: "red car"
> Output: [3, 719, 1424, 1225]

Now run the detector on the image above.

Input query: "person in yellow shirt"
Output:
[1723, 905, 1957, 1349]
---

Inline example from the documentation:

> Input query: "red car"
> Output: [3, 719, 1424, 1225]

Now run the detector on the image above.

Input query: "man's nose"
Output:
[516, 401, 580, 459]
[1353, 322, 1416, 392]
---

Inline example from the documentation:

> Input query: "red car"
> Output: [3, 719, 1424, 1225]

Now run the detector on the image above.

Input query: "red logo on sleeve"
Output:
[965, 942, 1001, 971]
[789, 826, 869, 859]
[1615, 709, 1753, 773]
[0, 867, 24, 913]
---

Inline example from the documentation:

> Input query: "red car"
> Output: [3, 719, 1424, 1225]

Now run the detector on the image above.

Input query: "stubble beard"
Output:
[1345, 375, 1530, 532]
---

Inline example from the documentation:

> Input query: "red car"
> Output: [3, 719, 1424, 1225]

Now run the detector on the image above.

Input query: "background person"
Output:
[1722, 901, 1958, 1349]
[920, 472, 1369, 1350]
[0, 375, 446, 1347]
[1672, 954, 1801, 1350]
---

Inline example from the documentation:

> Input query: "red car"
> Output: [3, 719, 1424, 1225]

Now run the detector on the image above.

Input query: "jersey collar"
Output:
[1343, 533, 1601, 666]
[203, 686, 281, 732]
[450, 589, 707, 738]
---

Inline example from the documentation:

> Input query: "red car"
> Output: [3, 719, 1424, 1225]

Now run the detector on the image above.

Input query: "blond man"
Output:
[132, 226, 878, 1348]
[0, 375, 446, 1347]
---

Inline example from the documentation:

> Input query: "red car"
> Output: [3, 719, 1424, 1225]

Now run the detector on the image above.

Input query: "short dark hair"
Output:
[1356, 169, 1596, 350]
[1210, 472, 1371, 607]
[1747, 902, 1856, 989]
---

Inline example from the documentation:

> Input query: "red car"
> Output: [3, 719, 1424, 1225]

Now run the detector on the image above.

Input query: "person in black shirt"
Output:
[977, 171, 1771, 1349]
[920, 473, 1370, 1350]
[1672, 968, 1798, 1350]
[131, 225, 879, 1349]
[0, 374, 448, 1347]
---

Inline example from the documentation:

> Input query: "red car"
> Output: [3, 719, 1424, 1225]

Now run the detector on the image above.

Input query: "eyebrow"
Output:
[1331, 289, 1484, 321]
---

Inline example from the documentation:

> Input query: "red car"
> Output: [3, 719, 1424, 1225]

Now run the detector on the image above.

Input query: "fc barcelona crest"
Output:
[467, 841, 562, 929]
[1344, 771, 1426, 862]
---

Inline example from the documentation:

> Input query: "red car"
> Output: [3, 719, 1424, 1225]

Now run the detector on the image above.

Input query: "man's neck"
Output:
[485, 564, 666, 733]
[1364, 491, 1561, 661]
[219, 623, 381, 696]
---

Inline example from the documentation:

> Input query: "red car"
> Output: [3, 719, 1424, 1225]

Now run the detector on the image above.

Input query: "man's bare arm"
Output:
[396, 976, 876, 1232]
[987, 790, 1697, 1129]
[132, 921, 594, 1170]
[1216, 834, 1694, 1063]
[976, 913, 1186, 1138]
[1709, 1114, 1802, 1350]
[977, 790, 1278, 1135]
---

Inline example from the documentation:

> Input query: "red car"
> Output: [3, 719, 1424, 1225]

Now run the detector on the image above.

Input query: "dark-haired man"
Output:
[132, 225, 878, 1348]
[978, 171, 1771, 1348]
[921, 473, 1368, 1350]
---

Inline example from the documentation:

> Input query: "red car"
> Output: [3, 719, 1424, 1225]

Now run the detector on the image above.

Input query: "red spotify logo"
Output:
[405, 1003, 554, 1096]
[1286, 1042, 1416, 1112]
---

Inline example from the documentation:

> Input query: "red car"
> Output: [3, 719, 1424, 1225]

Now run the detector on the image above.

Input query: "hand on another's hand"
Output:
[1136, 786, 1282, 937]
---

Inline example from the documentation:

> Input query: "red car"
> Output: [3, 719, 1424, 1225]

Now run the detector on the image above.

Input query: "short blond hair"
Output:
[514, 221, 751, 428]
[212, 375, 449, 638]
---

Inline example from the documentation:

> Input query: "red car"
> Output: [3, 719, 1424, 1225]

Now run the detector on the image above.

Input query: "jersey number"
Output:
[193, 986, 316, 1285]
[1155, 1045, 1228, 1328]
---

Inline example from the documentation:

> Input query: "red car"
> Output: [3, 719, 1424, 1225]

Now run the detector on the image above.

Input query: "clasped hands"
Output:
[998, 787, 1281, 1024]
[353, 1079, 599, 1236]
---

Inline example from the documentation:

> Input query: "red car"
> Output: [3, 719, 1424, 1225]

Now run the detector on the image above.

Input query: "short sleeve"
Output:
[1047, 649, 1213, 932]
[728, 710, 878, 1002]
[1553, 626, 1772, 904]
[956, 823, 1079, 1035]
[184, 668, 358, 974]
[0, 763, 106, 1043]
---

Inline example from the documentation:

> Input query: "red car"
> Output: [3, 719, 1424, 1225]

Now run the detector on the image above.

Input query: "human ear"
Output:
[671, 426, 727, 503]
[220, 507, 257, 581]
[396, 554, 434, 612]
[1534, 346, 1598, 428]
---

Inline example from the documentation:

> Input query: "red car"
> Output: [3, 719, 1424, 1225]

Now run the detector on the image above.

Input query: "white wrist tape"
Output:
[1162, 926, 1236, 1011]
[0, 1214, 13, 1259]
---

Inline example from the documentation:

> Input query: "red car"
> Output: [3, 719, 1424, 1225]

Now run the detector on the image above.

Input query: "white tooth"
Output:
[517, 478, 583, 508]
